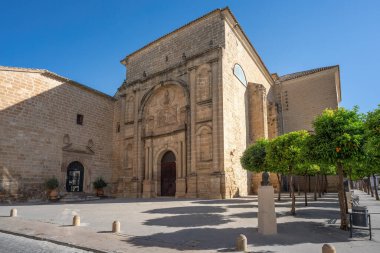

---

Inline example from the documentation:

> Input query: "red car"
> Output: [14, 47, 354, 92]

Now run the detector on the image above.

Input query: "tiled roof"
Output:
[279, 65, 338, 82]
[0, 66, 115, 100]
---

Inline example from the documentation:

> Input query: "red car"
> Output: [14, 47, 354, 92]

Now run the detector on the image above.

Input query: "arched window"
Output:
[233, 64, 247, 86]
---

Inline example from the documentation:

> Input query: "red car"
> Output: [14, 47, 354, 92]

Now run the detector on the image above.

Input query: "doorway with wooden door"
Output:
[160, 151, 176, 196]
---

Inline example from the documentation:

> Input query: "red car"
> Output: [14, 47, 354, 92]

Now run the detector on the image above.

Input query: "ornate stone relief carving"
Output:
[143, 84, 187, 136]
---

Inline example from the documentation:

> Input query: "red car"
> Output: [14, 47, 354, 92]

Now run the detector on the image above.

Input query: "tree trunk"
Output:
[337, 162, 348, 230]
[349, 172, 354, 190]
[314, 175, 317, 201]
[304, 175, 308, 206]
[366, 178, 371, 195]
[288, 175, 292, 197]
[290, 174, 296, 215]
[276, 173, 282, 201]
[297, 178, 300, 196]
[321, 174, 325, 195]
[365, 179, 369, 194]
[324, 174, 328, 193]
[373, 174, 379, 201]
[369, 176, 374, 197]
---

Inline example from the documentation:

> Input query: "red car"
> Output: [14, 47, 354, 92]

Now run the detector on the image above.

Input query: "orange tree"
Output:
[364, 105, 380, 200]
[266, 130, 309, 215]
[311, 107, 365, 230]
[241, 139, 269, 173]
[240, 139, 286, 201]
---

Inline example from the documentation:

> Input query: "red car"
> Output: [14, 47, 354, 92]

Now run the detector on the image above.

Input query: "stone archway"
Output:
[66, 161, 84, 192]
[160, 151, 176, 196]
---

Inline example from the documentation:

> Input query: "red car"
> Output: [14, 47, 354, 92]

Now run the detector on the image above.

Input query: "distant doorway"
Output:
[161, 151, 176, 196]
[66, 161, 84, 192]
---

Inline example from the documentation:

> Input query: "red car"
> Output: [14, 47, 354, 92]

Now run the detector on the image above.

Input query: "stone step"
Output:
[59, 193, 100, 202]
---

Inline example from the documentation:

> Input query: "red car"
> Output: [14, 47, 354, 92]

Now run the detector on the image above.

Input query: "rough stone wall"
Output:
[222, 20, 272, 198]
[247, 83, 268, 143]
[278, 69, 339, 133]
[267, 101, 279, 140]
[0, 68, 114, 201]
[124, 12, 225, 84]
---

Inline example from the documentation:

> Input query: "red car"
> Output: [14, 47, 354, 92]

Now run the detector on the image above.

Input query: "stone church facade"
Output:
[0, 8, 341, 201]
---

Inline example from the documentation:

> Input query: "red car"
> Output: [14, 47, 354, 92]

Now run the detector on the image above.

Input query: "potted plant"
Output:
[45, 177, 59, 200]
[93, 177, 107, 197]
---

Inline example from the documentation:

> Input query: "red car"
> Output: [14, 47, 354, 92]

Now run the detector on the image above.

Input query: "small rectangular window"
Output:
[116, 122, 120, 133]
[77, 114, 83, 125]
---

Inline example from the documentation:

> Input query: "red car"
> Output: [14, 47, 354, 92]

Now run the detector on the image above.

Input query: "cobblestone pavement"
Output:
[0, 190, 379, 252]
[0, 232, 92, 253]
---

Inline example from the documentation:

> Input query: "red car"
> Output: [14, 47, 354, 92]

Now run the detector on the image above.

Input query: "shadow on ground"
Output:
[144, 214, 232, 227]
[127, 221, 350, 251]
[191, 199, 254, 205]
[143, 206, 226, 214]
[295, 208, 339, 219]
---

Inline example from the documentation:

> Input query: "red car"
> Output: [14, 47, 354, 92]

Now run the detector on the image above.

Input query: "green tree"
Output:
[241, 139, 286, 201]
[241, 139, 269, 173]
[364, 105, 380, 200]
[311, 107, 365, 230]
[266, 130, 309, 215]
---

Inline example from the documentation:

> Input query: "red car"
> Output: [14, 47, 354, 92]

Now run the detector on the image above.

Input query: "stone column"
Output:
[176, 138, 186, 198]
[189, 66, 197, 175]
[133, 88, 143, 198]
[149, 146, 153, 180]
[143, 140, 153, 198]
[186, 66, 197, 198]
[210, 59, 219, 173]
[209, 58, 222, 199]
[182, 140, 186, 178]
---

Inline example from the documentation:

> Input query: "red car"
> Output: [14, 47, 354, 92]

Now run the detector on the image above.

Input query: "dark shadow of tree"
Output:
[227, 204, 257, 209]
[143, 206, 226, 214]
[144, 214, 232, 227]
[191, 199, 254, 205]
[126, 221, 350, 251]
[295, 208, 340, 219]
[229, 211, 257, 219]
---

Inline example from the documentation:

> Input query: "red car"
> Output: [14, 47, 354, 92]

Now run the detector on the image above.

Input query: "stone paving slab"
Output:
[0, 191, 379, 252]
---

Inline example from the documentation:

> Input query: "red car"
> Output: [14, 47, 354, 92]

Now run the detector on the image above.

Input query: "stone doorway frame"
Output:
[66, 161, 85, 192]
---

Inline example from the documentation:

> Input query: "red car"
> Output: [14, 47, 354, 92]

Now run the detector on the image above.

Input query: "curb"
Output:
[0, 229, 108, 253]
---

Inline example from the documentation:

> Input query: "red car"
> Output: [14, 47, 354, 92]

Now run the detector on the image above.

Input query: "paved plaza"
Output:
[1, 190, 379, 252]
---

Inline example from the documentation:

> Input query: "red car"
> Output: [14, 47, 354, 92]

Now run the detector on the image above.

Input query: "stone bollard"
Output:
[10, 208, 17, 217]
[112, 220, 121, 233]
[236, 234, 247, 252]
[72, 215, 80, 226]
[322, 244, 336, 253]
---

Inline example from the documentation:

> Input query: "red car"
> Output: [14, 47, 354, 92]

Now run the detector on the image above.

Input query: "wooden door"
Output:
[161, 151, 176, 196]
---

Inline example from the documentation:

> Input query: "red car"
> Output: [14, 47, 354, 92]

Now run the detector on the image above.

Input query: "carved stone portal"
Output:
[143, 85, 187, 135]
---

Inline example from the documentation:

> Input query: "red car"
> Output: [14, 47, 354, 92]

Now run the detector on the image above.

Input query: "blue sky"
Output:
[1, 0, 379, 112]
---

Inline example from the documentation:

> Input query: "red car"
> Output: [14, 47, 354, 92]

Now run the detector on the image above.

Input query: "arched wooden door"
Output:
[66, 161, 84, 192]
[161, 151, 176, 196]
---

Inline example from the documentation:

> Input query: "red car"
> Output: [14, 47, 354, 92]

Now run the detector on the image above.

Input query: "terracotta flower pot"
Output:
[96, 188, 104, 197]
[49, 189, 59, 200]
